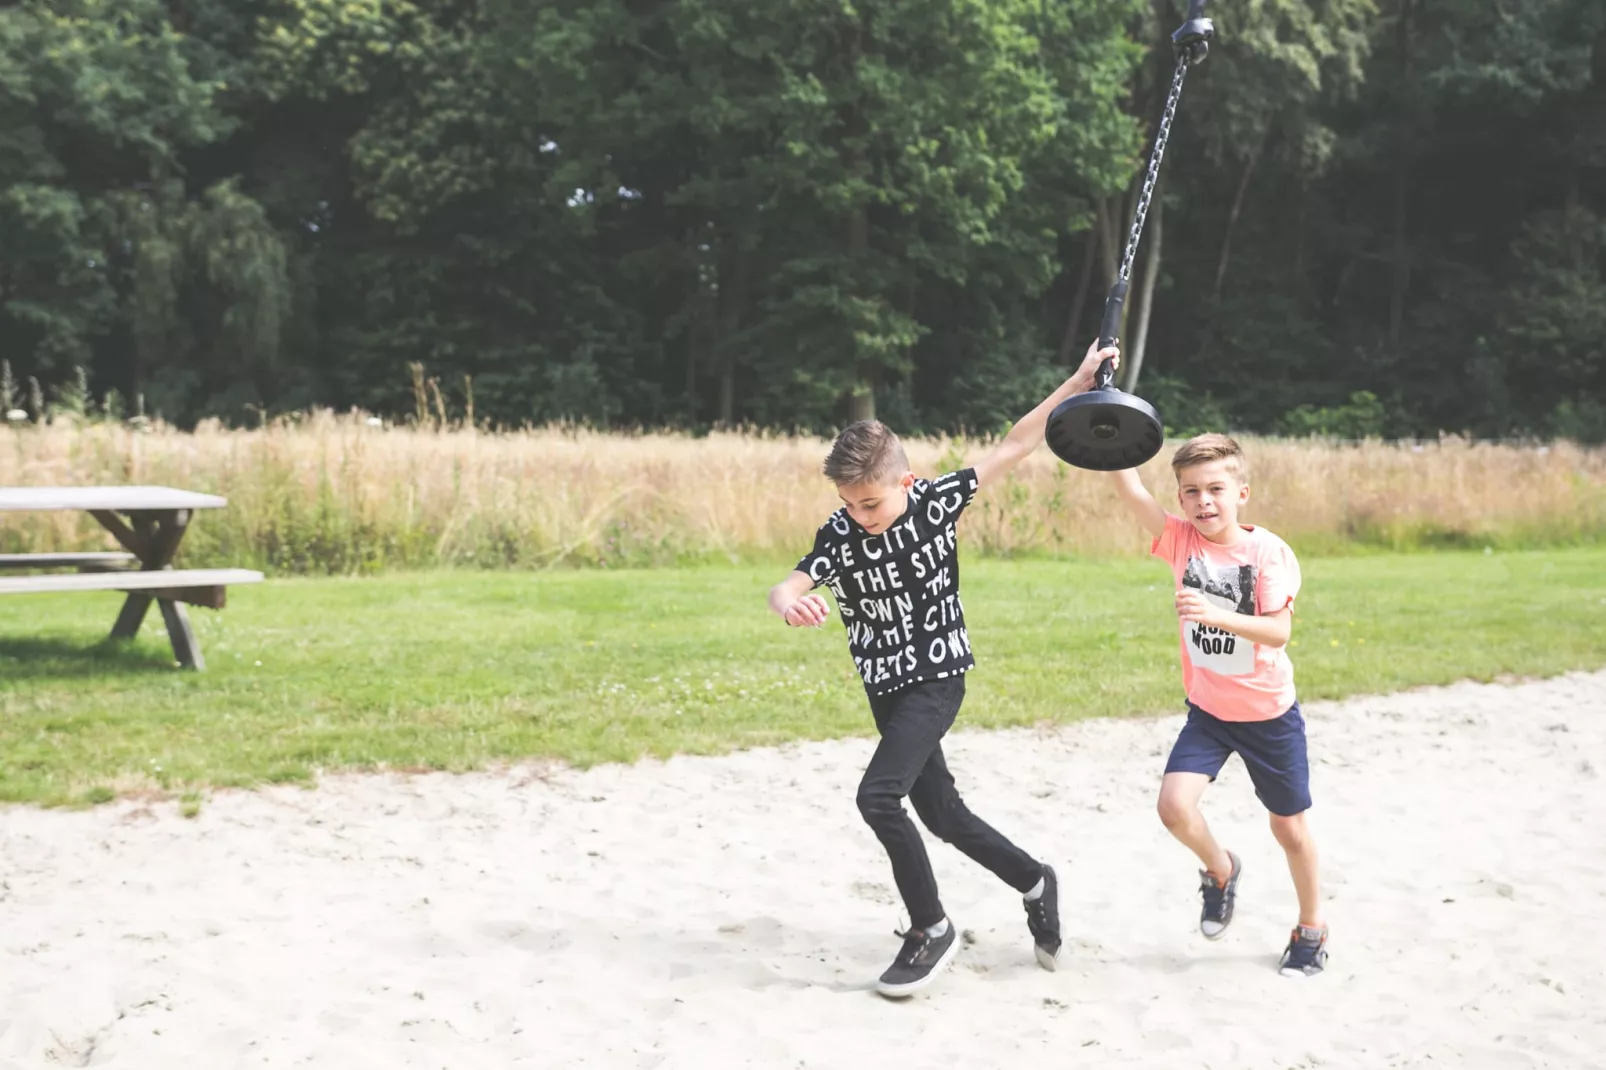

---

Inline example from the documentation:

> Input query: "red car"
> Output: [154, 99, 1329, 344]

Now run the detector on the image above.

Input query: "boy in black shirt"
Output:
[768, 340, 1117, 998]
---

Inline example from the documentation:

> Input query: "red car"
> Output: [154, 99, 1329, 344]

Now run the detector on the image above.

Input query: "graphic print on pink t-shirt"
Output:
[1180, 555, 1258, 677]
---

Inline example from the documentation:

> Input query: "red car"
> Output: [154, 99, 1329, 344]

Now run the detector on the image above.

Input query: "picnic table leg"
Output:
[159, 598, 205, 670]
[92, 508, 206, 668]
[107, 514, 159, 639]
[111, 594, 153, 639]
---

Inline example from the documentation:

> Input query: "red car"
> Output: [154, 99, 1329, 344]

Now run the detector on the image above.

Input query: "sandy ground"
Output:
[3, 671, 1605, 1069]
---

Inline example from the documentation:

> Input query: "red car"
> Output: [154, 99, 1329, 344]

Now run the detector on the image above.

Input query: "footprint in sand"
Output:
[850, 880, 896, 905]
[475, 921, 570, 953]
[713, 916, 785, 949]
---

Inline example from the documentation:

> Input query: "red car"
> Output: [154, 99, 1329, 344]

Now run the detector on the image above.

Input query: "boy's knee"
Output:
[1269, 811, 1311, 849]
[1156, 793, 1194, 832]
[856, 786, 900, 828]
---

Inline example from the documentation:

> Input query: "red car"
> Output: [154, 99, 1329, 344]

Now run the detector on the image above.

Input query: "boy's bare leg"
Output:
[1269, 812, 1323, 928]
[1156, 772, 1234, 880]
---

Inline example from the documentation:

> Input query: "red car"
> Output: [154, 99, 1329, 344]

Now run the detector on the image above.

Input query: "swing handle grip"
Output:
[1095, 279, 1128, 391]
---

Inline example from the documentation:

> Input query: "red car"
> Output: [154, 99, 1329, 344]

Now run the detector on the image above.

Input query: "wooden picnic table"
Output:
[0, 486, 263, 669]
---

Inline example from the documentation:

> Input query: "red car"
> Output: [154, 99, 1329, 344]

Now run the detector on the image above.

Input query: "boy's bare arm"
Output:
[1176, 593, 1293, 649]
[769, 571, 830, 627]
[973, 340, 1119, 488]
[1109, 467, 1169, 540]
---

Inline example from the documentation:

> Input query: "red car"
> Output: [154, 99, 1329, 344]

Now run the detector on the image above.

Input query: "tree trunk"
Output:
[1056, 230, 1099, 366]
[1124, 187, 1163, 394]
[1388, 0, 1415, 354]
[1095, 195, 1120, 288]
[846, 383, 875, 423]
[1095, 193, 1130, 344]
[685, 349, 697, 416]
[1566, 164, 1582, 269]
[684, 229, 707, 419]
[1388, 159, 1411, 353]
[844, 198, 875, 423]
[1211, 138, 1263, 302]
[842, 15, 875, 425]
[715, 236, 749, 428]
[1293, 186, 1307, 276]
[717, 355, 734, 427]
[685, 305, 699, 419]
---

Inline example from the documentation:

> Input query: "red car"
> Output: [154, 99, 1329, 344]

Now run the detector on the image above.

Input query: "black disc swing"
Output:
[1045, 0, 1216, 472]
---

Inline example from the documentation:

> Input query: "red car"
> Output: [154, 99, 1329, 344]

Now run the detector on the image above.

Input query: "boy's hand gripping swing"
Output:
[1045, 0, 1215, 472]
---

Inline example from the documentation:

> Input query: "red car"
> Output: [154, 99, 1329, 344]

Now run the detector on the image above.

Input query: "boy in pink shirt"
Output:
[1110, 433, 1328, 977]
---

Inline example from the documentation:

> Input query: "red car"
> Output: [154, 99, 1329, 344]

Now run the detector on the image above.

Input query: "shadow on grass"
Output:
[0, 635, 177, 681]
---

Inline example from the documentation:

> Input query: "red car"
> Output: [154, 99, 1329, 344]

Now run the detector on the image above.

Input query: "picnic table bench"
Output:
[0, 486, 263, 669]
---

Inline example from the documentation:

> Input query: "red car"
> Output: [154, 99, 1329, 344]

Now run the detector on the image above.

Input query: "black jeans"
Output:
[857, 676, 1043, 930]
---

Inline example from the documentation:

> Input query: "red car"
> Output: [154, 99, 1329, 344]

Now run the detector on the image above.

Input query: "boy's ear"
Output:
[900, 471, 916, 490]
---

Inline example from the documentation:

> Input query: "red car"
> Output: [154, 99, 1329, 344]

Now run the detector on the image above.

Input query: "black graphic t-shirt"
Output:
[796, 469, 979, 696]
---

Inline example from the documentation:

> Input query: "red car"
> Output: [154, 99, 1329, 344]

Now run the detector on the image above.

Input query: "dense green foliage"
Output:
[2, 0, 1603, 438]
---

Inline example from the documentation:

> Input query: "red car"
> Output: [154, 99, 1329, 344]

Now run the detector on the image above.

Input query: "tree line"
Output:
[2, 0, 1603, 440]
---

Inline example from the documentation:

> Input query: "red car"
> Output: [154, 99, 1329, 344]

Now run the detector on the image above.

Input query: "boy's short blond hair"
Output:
[1171, 433, 1249, 483]
[823, 420, 910, 486]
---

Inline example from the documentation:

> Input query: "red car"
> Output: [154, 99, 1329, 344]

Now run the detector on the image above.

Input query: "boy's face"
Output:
[837, 472, 916, 535]
[1175, 460, 1251, 542]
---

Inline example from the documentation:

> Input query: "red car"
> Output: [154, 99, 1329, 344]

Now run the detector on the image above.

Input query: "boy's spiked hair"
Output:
[1171, 433, 1249, 483]
[823, 420, 910, 486]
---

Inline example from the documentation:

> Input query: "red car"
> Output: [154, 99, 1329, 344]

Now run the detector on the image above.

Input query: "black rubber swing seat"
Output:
[1045, 388, 1164, 472]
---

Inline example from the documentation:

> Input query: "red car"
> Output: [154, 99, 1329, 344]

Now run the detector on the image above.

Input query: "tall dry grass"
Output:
[3, 412, 1603, 572]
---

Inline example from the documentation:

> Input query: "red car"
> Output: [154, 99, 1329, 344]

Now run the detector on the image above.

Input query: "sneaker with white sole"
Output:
[1279, 923, 1329, 977]
[1198, 851, 1241, 939]
[875, 922, 960, 998]
[1023, 864, 1061, 971]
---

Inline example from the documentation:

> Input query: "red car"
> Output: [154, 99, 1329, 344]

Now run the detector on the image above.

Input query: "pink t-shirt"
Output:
[1151, 514, 1301, 722]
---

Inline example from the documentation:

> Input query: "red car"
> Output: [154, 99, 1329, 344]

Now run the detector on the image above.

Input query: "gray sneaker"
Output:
[1279, 924, 1329, 977]
[1198, 851, 1241, 939]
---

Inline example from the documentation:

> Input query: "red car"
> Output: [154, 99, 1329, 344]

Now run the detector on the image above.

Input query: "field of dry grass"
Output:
[3, 413, 1603, 572]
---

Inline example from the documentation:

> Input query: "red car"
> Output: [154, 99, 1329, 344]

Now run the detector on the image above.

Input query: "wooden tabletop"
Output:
[0, 486, 229, 512]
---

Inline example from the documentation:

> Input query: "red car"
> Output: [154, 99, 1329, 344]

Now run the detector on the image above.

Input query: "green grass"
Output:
[3, 549, 1604, 807]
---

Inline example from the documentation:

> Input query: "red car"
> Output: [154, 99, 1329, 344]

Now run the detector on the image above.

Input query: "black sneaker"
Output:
[1198, 851, 1241, 940]
[1279, 924, 1329, 977]
[875, 922, 960, 999]
[1023, 864, 1061, 971]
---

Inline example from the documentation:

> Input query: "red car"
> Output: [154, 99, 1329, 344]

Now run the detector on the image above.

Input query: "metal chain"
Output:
[1118, 52, 1191, 283]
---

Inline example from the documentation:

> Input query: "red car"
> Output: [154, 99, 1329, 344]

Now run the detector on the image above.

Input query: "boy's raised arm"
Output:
[973, 339, 1119, 488]
[1109, 467, 1169, 540]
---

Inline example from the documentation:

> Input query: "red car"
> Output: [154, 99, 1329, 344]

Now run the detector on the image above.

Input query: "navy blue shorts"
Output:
[1164, 701, 1311, 816]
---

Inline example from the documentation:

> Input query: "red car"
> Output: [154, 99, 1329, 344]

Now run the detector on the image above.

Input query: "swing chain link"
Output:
[1118, 52, 1191, 283]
